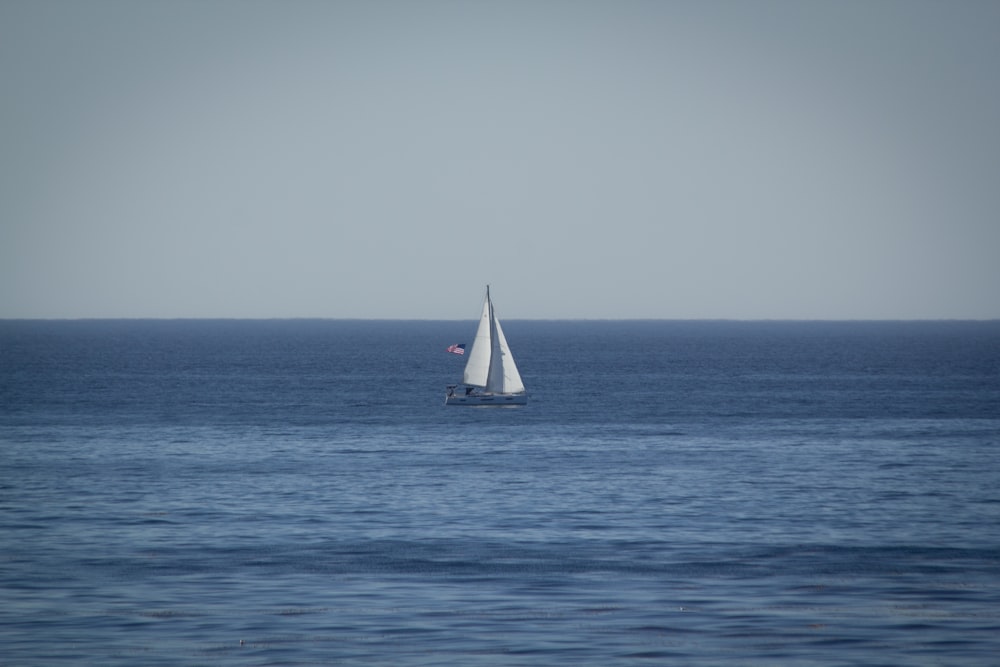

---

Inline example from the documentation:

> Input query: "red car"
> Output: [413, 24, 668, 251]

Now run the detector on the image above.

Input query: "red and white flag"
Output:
[446, 343, 466, 355]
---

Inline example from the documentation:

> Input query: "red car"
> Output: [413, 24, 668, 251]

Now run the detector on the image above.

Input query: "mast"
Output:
[485, 286, 505, 393]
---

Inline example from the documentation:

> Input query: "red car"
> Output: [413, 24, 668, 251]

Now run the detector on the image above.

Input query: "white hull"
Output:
[445, 390, 527, 406]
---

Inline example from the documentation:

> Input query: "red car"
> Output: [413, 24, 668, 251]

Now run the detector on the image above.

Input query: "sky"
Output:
[2, 0, 998, 320]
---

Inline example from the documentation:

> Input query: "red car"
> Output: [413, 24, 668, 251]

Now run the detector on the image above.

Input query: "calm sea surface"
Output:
[2, 319, 999, 665]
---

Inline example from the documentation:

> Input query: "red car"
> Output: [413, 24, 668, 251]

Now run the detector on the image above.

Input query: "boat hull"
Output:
[445, 392, 527, 406]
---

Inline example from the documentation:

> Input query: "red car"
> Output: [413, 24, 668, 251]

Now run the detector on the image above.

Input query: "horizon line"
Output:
[2, 316, 999, 323]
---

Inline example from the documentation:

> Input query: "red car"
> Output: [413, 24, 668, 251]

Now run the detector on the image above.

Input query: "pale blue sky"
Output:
[2, 0, 998, 319]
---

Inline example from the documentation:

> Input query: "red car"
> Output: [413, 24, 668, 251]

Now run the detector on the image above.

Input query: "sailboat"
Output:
[445, 286, 527, 406]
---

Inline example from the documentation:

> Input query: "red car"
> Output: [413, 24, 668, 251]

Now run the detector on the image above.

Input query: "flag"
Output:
[446, 343, 466, 355]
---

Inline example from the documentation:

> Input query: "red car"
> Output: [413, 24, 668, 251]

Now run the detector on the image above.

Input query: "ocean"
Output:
[1, 319, 998, 665]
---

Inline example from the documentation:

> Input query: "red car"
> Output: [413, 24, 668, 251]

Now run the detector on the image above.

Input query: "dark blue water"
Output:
[2, 320, 999, 665]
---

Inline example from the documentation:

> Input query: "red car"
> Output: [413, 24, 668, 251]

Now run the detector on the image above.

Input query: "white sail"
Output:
[462, 296, 494, 387]
[459, 287, 525, 394]
[487, 318, 524, 394]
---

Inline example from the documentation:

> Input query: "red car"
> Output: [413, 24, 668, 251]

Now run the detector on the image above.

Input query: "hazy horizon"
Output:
[3, 1, 999, 320]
